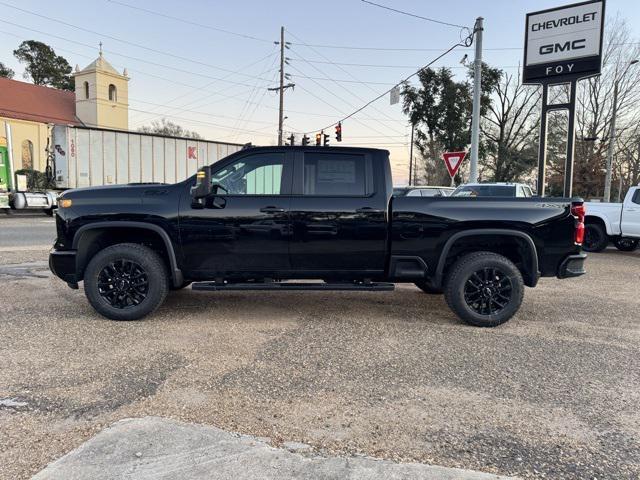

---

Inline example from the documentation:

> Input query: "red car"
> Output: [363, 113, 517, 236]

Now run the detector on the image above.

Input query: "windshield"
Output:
[452, 185, 516, 197]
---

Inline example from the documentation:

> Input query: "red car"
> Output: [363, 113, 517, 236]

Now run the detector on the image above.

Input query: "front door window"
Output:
[212, 152, 285, 195]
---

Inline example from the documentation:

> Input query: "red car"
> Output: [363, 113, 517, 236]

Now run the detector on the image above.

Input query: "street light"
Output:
[604, 59, 639, 202]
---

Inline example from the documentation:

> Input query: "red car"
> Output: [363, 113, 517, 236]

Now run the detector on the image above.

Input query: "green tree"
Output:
[0, 61, 14, 79]
[138, 118, 203, 139]
[13, 40, 74, 90]
[401, 65, 499, 185]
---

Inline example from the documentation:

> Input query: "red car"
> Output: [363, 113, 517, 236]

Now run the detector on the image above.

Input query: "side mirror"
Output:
[190, 166, 212, 201]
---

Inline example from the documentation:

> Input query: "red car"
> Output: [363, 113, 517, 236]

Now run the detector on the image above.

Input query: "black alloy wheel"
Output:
[84, 243, 168, 321]
[97, 259, 149, 309]
[444, 251, 524, 327]
[463, 267, 513, 316]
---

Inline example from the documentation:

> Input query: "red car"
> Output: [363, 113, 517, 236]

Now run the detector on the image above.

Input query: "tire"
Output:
[170, 281, 192, 291]
[444, 251, 524, 328]
[83, 243, 169, 321]
[613, 237, 639, 252]
[414, 280, 443, 294]
[583, 223, 608, 252]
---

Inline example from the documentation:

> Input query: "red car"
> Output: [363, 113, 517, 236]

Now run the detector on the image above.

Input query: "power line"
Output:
[291, 57, 520, 69]
[230, 52, 280, 141]
[298, 35, 473, 135]
[0, 28, 410, 127]
[291, 75, 404, 140]
[2, 20, 276, 89]
[106, 0, 273, 43]
[289, 42, 640, 52]
[0, 29, 245, 96]
[128, 50, 278, 123]
[286, 29, 404, 133]
[290, 74, 397, 86]
[360, 0, 467, 29]
[0, 2, 276, 83]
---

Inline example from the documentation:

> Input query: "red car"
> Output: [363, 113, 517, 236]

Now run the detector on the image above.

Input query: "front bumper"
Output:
[49, 249, 79, 287]
[557, 253, 587, 278]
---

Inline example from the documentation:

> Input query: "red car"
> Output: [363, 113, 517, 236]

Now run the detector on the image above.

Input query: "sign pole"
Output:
[536, 84, 549, 197]
[409, 122, 414, 186]
[564, 78, 578, 197]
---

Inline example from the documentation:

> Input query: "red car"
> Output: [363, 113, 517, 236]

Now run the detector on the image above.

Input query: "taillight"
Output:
[571, 203, 586, 245]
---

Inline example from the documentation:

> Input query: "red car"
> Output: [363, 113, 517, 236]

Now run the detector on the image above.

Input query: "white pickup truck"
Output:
[584, 185, 640, 252]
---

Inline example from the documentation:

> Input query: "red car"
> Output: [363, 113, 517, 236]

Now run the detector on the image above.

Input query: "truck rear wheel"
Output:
[444, 252, 524, 327]
[84, 243, 168, 321]
[583, 223, 608, 252]
[613, 237, 639, 252]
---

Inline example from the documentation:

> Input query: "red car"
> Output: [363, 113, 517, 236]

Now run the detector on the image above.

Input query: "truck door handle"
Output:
[260, 206, 285, 213]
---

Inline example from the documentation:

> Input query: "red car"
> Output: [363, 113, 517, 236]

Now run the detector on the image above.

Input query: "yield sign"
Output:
[442, 151, 466, 177]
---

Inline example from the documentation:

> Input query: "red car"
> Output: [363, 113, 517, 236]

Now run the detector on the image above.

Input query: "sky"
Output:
[1, 0, 639, 184]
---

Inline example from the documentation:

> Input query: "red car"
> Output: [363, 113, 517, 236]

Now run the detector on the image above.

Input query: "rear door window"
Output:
[302, 153, 369, 196]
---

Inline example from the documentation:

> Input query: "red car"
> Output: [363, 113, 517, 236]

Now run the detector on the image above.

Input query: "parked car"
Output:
[452, 183, 535, 197]
[583, 185, 640, 252]
[50, 146, 586, 327]
[393, 186, 454, 197]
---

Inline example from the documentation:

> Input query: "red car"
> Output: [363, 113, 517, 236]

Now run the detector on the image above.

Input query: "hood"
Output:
[59, 183, 175, 208]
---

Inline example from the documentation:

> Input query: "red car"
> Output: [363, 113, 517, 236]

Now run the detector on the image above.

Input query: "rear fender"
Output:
[433, 229, 539, 288]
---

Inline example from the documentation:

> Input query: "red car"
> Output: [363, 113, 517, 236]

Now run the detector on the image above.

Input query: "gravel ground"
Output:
[0, 246, 639, 480]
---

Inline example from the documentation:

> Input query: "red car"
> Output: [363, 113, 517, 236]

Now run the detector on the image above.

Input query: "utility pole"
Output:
[268, 27, 295, 146]
[408, 123, 414, 185]
[277, 26, 285, 146]
[604, 59, 638, 202]
[604, 81, 618, 202]
[469, 17, 483, 184]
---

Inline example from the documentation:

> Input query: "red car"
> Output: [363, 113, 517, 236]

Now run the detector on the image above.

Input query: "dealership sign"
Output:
[523, 0, 605, 83]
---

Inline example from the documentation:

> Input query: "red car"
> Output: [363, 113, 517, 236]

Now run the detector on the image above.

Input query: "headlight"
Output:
[59, 199, 73, 208]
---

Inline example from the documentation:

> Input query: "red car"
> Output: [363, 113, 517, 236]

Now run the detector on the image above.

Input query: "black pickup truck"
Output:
[50, 146, 586, 327]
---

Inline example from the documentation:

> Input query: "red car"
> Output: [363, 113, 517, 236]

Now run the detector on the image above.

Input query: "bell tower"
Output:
[73, 45, 129, 130]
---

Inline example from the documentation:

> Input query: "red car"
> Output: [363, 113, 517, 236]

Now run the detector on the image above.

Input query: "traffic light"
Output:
[302, 134, 310, 146]
[287, 133, 295, 146]
[323, 132, 329, 146]
[315, 133, 321, 146]
[335, 122, 342, 142]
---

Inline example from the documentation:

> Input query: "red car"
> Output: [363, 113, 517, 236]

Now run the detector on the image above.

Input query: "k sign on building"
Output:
[523, 0, 605, 83]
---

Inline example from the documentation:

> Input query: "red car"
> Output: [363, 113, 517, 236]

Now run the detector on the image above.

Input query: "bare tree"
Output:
[480, 72, 541, 182]
[569, 16, 640, 199]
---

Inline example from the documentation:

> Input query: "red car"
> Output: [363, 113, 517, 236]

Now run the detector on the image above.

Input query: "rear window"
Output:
[303, 153, 367, 196]
[452, 185, 515, 197]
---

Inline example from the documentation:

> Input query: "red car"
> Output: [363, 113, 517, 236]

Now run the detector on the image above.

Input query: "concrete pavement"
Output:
[33, 417, 516, 480]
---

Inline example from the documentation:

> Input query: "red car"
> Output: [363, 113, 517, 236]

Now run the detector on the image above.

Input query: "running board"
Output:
[192, 281, 395, 292]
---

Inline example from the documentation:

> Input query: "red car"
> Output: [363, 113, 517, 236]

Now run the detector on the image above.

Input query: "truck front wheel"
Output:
[444, 252, 524, 327]
[84, 243, 169, 321]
